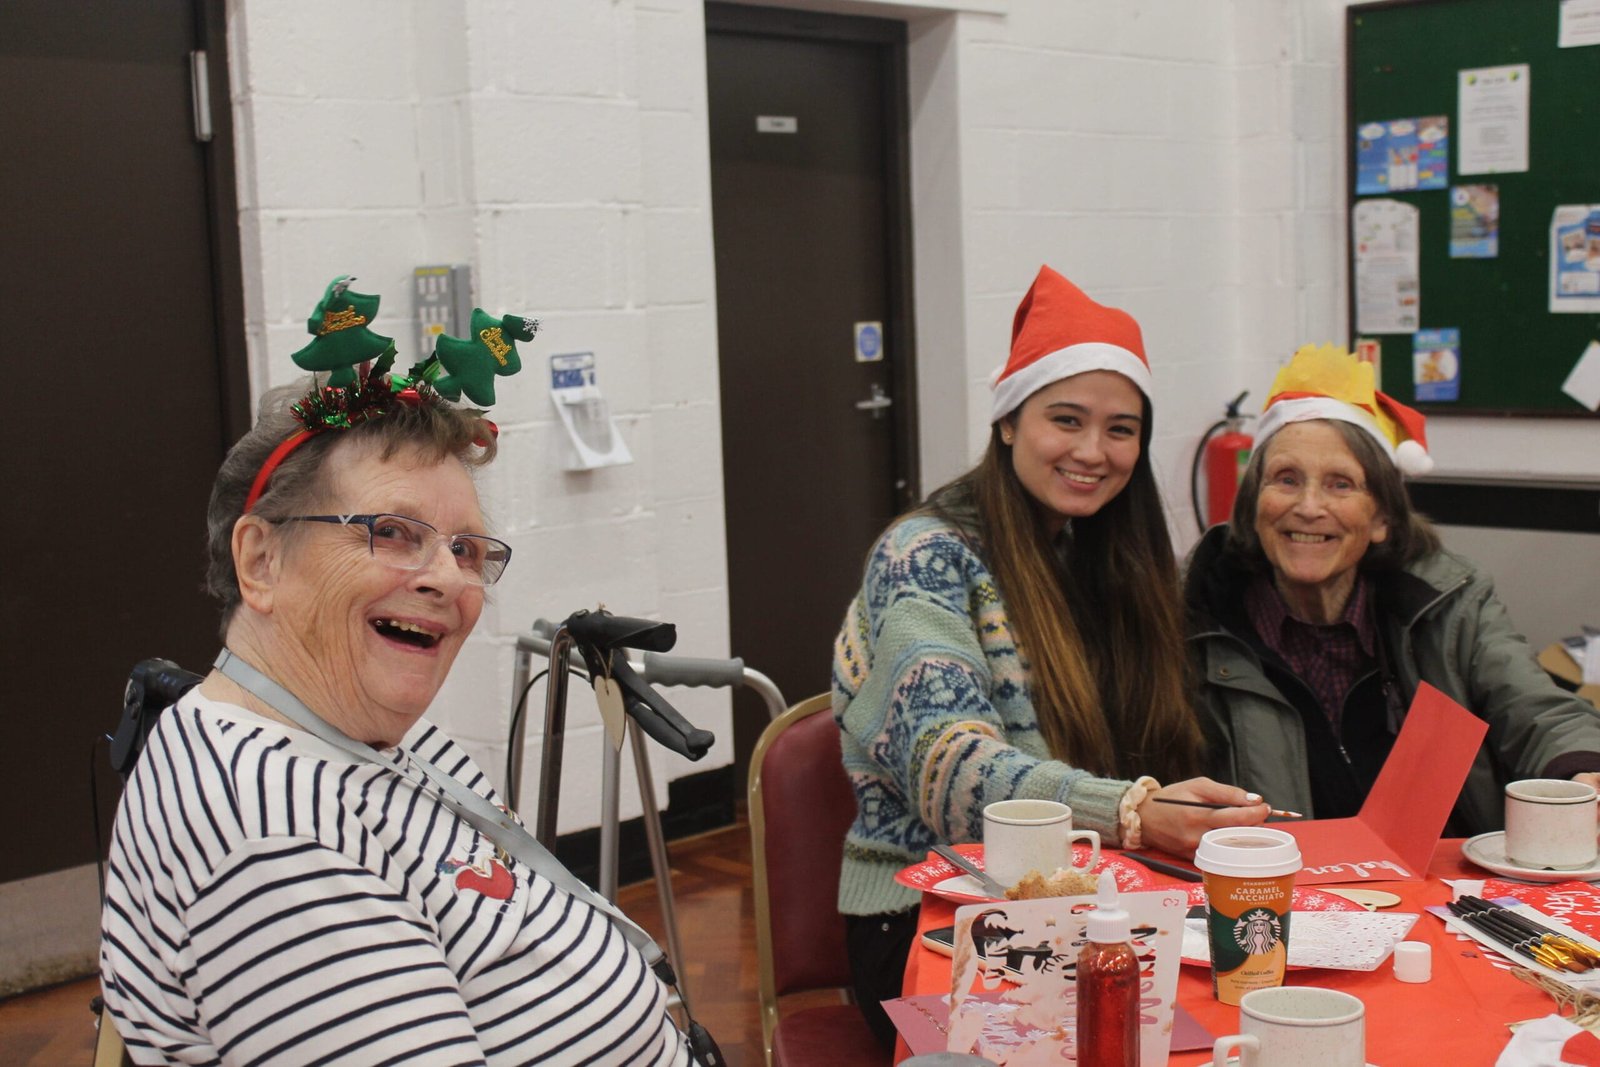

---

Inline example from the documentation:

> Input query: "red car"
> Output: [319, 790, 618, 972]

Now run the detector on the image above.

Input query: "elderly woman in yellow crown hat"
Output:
[1186, 344, 1600, 835]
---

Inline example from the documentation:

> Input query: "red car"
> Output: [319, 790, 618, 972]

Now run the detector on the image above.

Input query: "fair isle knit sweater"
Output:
[833, 510, 1134, 917]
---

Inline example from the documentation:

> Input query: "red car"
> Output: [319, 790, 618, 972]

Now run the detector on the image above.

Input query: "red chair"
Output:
[749, 694, 888, 1067]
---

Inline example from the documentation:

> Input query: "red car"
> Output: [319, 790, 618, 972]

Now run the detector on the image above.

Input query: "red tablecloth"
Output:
[900, 840, 1556, 1065]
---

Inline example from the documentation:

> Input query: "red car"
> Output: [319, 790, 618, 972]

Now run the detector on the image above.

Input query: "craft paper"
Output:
[944, 889, 1187, 1066]
[1286, 684, 1487, 885]
[885, 994, 1216, 1058]
[1458, 65, 1530, 175]
[1413, 328, 1462, 402]
[1353, 199, 1421, 334]
[1355, 117, 1449, 194]
[1181, 910, 1419, 970]
[1562, 340, 1600, 411]
[1560, 0, 1600, 47]
[1450, 184, 1499, 257]
[1550, 206, 1600, 312]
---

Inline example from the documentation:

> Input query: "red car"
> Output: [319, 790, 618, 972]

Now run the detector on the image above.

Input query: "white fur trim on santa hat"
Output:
[990, 343, 1153, 423]
[1254, 395, 1395, 460]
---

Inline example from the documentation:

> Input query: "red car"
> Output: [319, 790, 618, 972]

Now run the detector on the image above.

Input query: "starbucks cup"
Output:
[1194, 827, 1302, 1006]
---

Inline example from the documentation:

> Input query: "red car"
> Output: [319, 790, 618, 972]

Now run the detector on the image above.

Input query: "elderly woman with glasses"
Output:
[100, 287, 691, 1065]
[1186, 345, 1600, 835]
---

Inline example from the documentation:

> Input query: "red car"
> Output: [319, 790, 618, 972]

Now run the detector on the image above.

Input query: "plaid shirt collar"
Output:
[1246, 571, 1378, 724]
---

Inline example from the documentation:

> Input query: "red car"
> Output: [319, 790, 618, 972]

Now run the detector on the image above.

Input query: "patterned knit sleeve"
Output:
[836, 520, 1129, 847]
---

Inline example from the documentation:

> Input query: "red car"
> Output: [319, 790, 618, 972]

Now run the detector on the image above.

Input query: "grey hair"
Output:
[203, 381, 498, 637]
[1224, 418, 1440, 571]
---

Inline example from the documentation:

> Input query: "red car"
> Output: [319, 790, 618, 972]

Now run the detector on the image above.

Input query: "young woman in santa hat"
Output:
[831, 265, 1267, 1046]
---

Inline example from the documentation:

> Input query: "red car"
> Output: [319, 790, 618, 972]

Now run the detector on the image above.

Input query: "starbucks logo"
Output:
[1233, 908, 1282, 955]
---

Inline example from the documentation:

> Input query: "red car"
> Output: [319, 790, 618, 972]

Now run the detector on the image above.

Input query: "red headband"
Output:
[241, 391, 500, 514]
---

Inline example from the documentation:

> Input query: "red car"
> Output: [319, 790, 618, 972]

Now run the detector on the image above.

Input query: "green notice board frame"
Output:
[1346, 0, 1600, 416]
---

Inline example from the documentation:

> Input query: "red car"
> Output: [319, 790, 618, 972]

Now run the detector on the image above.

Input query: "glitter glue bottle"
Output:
[1075, 871, 1139, 1067]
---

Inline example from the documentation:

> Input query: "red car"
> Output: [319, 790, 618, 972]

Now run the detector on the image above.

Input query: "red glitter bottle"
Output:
[1075, 872, 1139, 1067]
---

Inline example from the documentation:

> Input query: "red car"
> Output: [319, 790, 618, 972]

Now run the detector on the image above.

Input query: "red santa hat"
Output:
[990, 266, 1153, 423]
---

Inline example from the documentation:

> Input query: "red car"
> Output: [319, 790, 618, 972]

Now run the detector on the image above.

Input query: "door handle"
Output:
[855, 382, 893, 419]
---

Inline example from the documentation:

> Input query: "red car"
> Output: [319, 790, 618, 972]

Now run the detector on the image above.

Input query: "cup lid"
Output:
[1193, 826, 1302, 878]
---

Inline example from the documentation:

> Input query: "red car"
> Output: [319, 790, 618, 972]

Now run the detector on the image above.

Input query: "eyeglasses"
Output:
[283, 513, 512, 586]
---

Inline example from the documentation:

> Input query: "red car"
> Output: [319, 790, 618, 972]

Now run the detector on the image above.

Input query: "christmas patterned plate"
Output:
[895, 843, 1156, 905]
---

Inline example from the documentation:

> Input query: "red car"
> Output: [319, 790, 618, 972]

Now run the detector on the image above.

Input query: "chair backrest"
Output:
[749, 694, 857, 1051]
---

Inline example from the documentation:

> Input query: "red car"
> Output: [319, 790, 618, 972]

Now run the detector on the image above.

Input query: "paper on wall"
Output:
[1458, 64, 1530, 175]
[1354, 117, 1449, 195]
[1413, 327, 1461, 402]
[1353, 199, 1421, 334]
[1562, 340, 1600, 411]
[1560, 0, 1600, 47]
[1450, 184, 1499, 258]
[1549, 205, 1600, 313]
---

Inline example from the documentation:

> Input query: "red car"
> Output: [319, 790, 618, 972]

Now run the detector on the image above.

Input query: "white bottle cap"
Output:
[1393, 940, 1431, 983]
[1085, 871, 1132, 943]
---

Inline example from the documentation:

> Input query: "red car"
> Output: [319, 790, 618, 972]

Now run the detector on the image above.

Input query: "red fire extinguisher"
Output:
[1191, 391, 1253, 532]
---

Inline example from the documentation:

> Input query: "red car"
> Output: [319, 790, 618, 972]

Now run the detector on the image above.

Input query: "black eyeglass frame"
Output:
[281, 513, 513, 586]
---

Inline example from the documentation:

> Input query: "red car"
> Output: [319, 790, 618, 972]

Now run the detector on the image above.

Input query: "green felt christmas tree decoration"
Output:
[290, 276, 395, 388]
[427, 309, 538, 406]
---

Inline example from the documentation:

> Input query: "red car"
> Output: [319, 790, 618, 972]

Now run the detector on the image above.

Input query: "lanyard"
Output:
[212, 648, 667, 969]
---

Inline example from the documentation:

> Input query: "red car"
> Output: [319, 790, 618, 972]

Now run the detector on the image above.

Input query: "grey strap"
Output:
[213, 648, 665, 967]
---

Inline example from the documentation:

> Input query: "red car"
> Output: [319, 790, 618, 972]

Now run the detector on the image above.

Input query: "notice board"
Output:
[1346, 0, 1600, 415]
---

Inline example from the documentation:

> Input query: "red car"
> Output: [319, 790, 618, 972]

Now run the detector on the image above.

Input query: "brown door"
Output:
[706, 6, 917, 781]
[0, 0, 245, 883]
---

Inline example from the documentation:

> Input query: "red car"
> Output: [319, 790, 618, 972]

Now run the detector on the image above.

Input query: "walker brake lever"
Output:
[608, 654, 714, 760]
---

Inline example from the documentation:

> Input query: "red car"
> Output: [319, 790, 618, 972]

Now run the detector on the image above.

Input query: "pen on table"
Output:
[1151, 797, 1305, 819]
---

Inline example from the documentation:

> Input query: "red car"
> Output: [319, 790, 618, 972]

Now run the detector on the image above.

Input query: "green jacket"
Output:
[1185, 525, 1600, 835]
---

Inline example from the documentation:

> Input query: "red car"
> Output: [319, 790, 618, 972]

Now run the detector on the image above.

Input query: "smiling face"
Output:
[1253, 420, 1389, 621]
[256, 439, 488, 743]
[1001, 370, 1143, 533]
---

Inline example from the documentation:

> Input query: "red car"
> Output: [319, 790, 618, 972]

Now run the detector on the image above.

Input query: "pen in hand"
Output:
[1152, 797, 1305, 819]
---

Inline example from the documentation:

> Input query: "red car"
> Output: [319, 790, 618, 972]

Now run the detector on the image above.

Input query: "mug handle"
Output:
[1213, 1033, 1259, 1066]
[1068, 830, 1101, 872]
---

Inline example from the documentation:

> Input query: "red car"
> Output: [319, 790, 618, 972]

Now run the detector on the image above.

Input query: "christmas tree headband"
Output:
[243, 275, 539, 512]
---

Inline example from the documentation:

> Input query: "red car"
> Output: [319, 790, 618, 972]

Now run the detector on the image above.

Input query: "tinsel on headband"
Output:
[243, 275, 539, 512]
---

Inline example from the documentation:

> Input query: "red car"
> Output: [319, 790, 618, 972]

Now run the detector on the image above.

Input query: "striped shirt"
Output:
[100, 691, 690, 1066]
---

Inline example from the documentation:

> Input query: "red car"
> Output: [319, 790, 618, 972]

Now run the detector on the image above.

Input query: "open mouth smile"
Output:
[1056, 468, 1103, 487]
[1285, 532, 1335, 544]
[371, 618, 444, 649]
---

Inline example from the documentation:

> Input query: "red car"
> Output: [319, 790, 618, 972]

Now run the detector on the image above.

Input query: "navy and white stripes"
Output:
[101, 692, 688, 1066]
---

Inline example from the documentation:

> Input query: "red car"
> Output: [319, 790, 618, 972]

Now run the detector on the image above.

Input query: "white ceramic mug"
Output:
[981, 799, 1100, 888]
[1211, 986, 1366, 1067]
[1504, 778, 1599, 870]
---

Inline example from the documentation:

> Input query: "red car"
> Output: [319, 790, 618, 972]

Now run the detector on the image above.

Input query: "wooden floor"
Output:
[0, 821, 824, 1067]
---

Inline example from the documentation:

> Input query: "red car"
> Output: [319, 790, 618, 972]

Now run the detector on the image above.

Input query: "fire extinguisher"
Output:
[1190, 390, 1253, 533]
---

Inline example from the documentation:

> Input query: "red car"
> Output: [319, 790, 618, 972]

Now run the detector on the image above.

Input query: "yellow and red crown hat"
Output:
[990, 265, 1152, 423]
[1255, 343, 1433, 476]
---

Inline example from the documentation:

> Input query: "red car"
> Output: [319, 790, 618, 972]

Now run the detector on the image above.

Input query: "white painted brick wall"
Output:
[230, 0, 728, 835]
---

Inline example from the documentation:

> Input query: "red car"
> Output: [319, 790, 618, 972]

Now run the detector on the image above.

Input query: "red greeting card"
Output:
[1285, 683, 1487, 885]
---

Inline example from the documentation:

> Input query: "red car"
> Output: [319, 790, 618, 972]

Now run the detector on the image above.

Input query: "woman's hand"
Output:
[1135, 778, 1271, 859]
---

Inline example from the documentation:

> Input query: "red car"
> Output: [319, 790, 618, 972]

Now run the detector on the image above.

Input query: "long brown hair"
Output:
[926, 399, 1203, 784]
